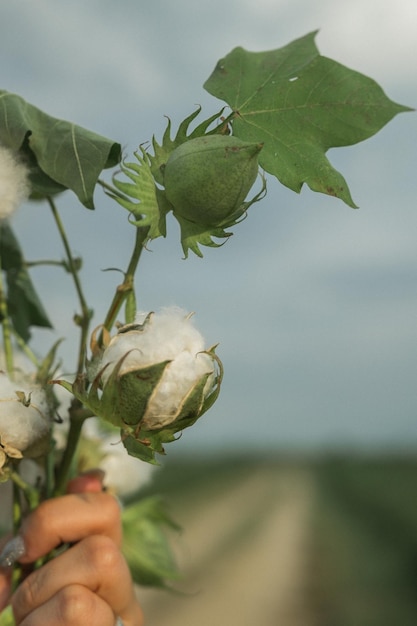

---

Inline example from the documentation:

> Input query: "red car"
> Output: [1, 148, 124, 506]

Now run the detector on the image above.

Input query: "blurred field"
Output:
[137, 454, 417, 626]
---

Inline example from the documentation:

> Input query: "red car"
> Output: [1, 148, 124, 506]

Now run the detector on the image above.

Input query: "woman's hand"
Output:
[0, 474, 144, 625]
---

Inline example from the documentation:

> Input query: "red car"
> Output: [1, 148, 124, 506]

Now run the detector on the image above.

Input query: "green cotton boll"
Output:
[163, 135, 263, 226]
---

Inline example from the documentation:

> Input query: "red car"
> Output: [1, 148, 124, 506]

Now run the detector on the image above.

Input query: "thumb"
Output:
[66, 469, 105, 494]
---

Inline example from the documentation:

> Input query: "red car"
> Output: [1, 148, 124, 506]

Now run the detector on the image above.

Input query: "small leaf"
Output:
[122, 433, 160, 464]
[0, 222, 52, 341]
[0, 605, 15, 626]
[204, 31, 413, 206]
[36, 338, 64, 385]
[0, 91, 121, 209]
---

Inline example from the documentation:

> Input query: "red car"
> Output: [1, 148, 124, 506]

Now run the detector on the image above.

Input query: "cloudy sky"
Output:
[1, 0, 416, 456]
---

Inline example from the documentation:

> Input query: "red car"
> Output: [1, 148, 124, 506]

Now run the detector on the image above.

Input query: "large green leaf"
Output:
[0, 222, 52, 341]
[204, 31, 413, 207]
[0, 91, 121, 208]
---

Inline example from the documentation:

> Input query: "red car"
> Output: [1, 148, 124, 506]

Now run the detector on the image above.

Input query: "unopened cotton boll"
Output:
[0, 372, 52, 463]
[0, 144, 31, 220]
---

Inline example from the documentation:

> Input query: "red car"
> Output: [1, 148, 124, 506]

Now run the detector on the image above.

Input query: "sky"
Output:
[1, 0, 416, 456]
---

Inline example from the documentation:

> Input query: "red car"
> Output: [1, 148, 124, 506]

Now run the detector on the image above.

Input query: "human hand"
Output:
[0, 473, 144, 625]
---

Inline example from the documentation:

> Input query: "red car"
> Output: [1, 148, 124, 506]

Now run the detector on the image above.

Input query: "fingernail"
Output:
[80, 468, 106, 481]
[0, 536, 26, 567]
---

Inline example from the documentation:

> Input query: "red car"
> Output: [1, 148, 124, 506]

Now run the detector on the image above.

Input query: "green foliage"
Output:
[0, 222, 51, 341]
[0, 606, 14, 626]
[122, 495, 180, 587]
[314, 458, 417, 626]
[109, 32, 411, 258]
[0, 91, 121, 208]
[204, 31, 412, 207]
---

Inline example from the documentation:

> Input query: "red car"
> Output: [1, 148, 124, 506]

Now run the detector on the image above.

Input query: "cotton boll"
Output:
[80, 307, 222, 462]
[0, 144, 31, 220]
[18, 458, 46, 487]
[0, 372, 52, 459]
[143, 350, 215, 427]
[98, 307, 216, 429]
[100, 307, 207, 377]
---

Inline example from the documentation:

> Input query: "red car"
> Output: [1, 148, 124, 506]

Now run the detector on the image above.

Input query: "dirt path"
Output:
[138, 465, 316, 626]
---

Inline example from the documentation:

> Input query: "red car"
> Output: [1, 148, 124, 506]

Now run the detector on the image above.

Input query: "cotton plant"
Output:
[0, 30, 411, 619]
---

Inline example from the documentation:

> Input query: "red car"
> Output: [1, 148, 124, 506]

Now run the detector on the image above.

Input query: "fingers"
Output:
[18, 492, 123, 564]
[0, 574, 11, 611]
[12, 536, 143, 625]
[0, 534, 13, 610]
[15, 583, 116, 626]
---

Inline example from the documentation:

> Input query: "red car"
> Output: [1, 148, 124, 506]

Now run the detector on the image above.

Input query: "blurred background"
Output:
[1, 1, 417, 624]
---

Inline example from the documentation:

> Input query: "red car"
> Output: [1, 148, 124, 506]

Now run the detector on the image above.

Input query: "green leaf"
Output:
[204, 31, 413, 207]
[0, 222, 52, 341]
[122, 496, 180, 587]
[122, 433, 161, 464]
[0, 606, 15, 626]
[0, 91, 121, 208]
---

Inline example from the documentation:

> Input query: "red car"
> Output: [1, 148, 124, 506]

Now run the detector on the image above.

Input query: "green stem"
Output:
[10, 474, 40, 591]
[10, 470, 40, 511]
[102, 225, 149, 332]
[47, 197, 92, 375]
[53, 401, 94, 496]
[11, 327, 41, 368]
[0, 256, 14, 378]
[25, 259, 76, 269]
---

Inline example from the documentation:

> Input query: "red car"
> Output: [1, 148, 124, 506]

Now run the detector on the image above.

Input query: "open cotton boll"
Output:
[97, 307, 216, 430]
[100, 307, 208, 374]
[142, 349, 215, 428]
[0, 372, 52, 460]
[0, 144, 31, 220]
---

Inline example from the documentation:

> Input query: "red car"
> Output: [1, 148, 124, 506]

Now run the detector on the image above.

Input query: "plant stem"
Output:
[0, 256, 14, 378]
[11, 327, 41, 368]
[47, 197, 92, 375]
[102, 225, 149, 332]
[10, 470, 40, 511]
[53, 400, 93, 496]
